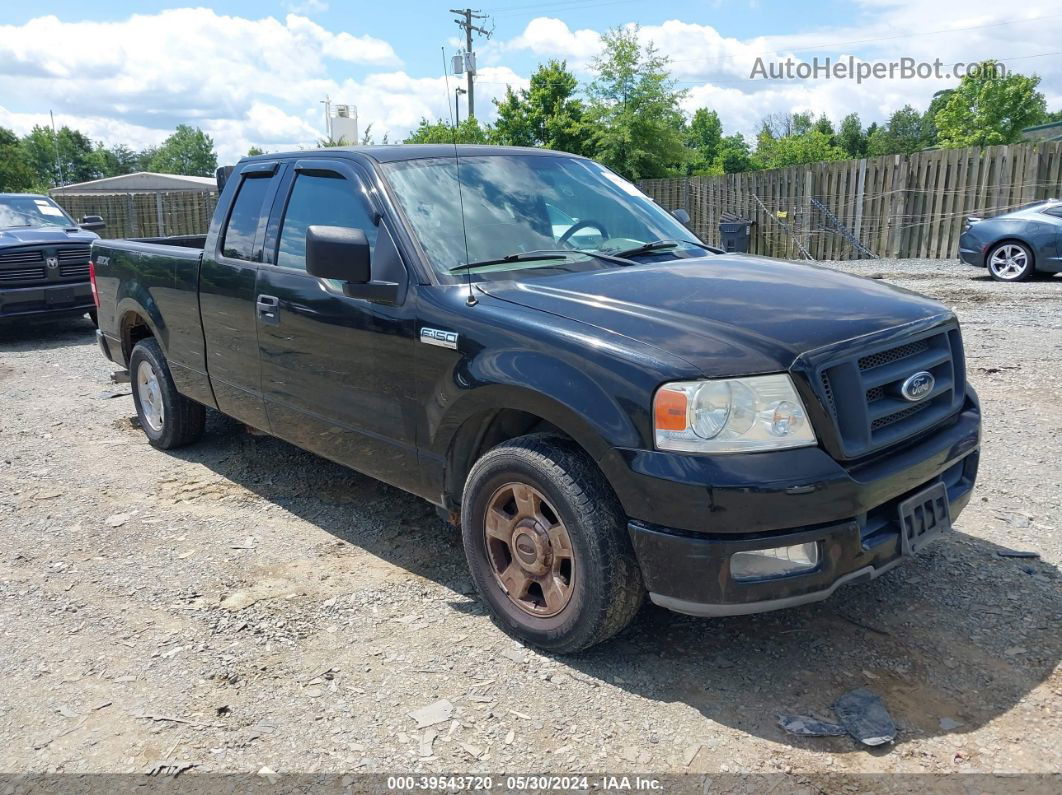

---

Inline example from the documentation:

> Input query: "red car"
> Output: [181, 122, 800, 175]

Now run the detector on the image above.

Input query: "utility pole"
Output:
[450, 8, 491, 120]
[320, 95, 332, 141]
[49, 110, 64, 187]
[455, 87, 466, 126]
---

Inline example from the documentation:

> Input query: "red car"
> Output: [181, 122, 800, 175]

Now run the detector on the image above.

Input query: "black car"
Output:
[91, 146, 981, 652]
[0, 193, 105, 322]
[958, 198, 1062, 282]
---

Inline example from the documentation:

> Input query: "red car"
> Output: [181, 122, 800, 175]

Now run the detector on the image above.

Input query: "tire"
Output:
[987, 241, 1035, 282]
[129, 338, 205, 450]
[461, 434, 644, 653]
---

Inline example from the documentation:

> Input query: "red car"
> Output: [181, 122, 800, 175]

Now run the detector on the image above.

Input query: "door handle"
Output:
[256, 294, 280, 325]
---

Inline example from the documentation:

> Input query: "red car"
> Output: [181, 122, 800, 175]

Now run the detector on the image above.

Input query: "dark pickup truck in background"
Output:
[0, 193, 105, 322]
[91, 145, 981, 652]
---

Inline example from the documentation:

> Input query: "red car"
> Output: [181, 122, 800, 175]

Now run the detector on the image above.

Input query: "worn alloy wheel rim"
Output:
[483, 482, 575, 618]
[136, 360, 165, 432]
[988, 244, 1029, 280]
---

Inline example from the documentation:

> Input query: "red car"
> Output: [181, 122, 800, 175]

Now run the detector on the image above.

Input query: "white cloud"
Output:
[2, 3, 1059, 166]
[500, 4, 1062, 141]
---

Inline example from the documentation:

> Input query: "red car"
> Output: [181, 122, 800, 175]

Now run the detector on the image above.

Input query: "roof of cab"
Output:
[239, 144, 585, 165]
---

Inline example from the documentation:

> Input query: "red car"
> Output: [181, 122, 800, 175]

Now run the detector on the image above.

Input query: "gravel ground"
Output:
[1, 257, 1060, 779]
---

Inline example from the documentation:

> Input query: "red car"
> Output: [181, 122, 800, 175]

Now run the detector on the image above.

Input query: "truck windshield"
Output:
[0, 196, 75, 230]
[382, 154, 709, 281]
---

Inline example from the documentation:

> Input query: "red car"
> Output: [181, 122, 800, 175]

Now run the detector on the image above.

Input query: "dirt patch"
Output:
[1, 269, 1060, 776]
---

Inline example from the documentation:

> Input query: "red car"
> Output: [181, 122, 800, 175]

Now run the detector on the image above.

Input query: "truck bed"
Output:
[91, 236, 207, 400]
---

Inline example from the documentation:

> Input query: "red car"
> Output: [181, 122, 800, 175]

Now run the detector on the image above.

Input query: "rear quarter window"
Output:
[222, 175, 273, 261]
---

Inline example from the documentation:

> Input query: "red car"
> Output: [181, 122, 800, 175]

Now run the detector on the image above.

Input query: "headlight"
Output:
[653, 374, 816, 453]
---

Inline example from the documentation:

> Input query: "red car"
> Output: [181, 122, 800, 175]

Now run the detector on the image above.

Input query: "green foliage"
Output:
[247, 146, 266, 156]
[866, 105, 932, 156]
[755, 129, 846, 169]
[935, 61, 1047, 147]
[492, 60, 590, 155]
[0, 127, 36, 192]
[403, 118, 490, 144]
[21, 125, 101, 186]
[714, 133, 753, 174]
[838, 113, 867, 158]
[685, 108, 722, 174]
[584, 26, 688, 179]
[144, 125, 217, 176]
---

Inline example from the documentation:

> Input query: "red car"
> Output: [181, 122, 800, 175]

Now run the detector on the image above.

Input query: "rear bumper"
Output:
[626, 396, 981, 616]
[957, 231, 985, 267]
[0, 282, 94, 318]
[96, 329, 122, 365]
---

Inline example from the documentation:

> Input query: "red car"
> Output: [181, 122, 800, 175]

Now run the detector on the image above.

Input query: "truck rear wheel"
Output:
[461, 435, 644, 653]
[129, 338, 205, 450]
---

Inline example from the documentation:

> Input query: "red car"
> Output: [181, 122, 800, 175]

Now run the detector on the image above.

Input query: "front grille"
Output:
[57, 247, 90, 263]
[59, 263, 90, 278]
[0, 266, 47, 283]
[858, 339, 929, 371]
[814, 325, 966, 459]
[0, 250, 44, 267]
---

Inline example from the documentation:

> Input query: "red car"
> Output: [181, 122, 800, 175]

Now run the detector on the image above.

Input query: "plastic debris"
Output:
[777, 714, 847, 737]
[407, 699, 454, 729]
[832, 688, 897, 746]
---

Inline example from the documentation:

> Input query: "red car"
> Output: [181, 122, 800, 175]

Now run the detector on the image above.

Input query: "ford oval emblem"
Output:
[900, 371, 935, 402]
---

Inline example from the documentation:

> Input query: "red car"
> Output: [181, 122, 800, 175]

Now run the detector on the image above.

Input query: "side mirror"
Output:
[80, 215, 106, 232]
[306, 225, 370, 283]
[671, 208, 691, 227]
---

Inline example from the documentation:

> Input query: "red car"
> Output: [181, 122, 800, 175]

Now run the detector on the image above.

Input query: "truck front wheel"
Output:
[129, 338, 205, 450]
[461, 435, 645, 653]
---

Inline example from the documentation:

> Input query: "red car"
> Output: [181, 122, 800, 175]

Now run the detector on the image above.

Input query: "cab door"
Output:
[198, 161, 280, 430]
[254, 159, 423, 495]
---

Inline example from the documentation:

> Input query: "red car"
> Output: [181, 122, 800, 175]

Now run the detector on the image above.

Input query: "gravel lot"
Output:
[1, 258, 1060, 779]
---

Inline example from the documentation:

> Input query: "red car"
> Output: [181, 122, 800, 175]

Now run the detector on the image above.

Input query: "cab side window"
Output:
[221, 174, 272, 261]
[277, 173, 378, 271]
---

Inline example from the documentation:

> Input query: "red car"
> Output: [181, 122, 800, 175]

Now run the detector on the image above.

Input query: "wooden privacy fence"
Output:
[52, 191, 218, 239]
[638, 141, 1062, 261]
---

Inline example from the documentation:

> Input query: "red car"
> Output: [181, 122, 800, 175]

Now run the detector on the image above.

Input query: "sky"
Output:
[1, 1, 1061, 164]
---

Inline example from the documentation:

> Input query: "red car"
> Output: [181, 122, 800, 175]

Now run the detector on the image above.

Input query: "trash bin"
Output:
[719, 212, 754, 253]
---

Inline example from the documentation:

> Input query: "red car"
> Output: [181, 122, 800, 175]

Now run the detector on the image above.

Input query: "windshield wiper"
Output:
[609, 239, 710, 259]
[449, 248, 633, 273]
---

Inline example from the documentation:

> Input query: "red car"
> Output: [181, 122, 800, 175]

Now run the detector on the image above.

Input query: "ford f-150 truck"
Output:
[1, 193, 105, 322]
[92, 146, 981, 652]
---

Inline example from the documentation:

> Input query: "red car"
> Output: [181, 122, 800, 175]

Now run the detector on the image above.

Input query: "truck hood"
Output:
[0, 227, 98, 248]
[477, 255, 951, 376]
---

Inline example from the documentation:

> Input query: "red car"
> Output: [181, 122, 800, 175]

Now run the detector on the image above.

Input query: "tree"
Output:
[0, 127, 35, 192]
[756, 130, 845, 169]
[935, 61, 1047, 147]
[146, 125, 218, 176]
[492, 60, 590, 155]
[838, 113, 867, 158]
[685, 108, 722, 174]
[403, 118, 490, 144]
[247, 146, 265, 156]
[714, 133, 753, 174]
[21, 125, 100, 186]
[812, 113, 835, 140]
[585, 26, 688, 179]
[867, 105, 930, 156]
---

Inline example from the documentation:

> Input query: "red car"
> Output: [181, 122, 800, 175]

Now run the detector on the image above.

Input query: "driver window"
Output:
[277, 173, 378, 271]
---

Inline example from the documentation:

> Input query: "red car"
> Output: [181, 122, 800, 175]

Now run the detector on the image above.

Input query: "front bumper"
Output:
[0, 282, 94, 318]
[625, 396, 980, 616]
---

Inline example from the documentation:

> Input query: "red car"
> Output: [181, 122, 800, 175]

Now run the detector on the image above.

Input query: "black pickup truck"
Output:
[0, 193, 105, 322]
[92, 146, 981, 652]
